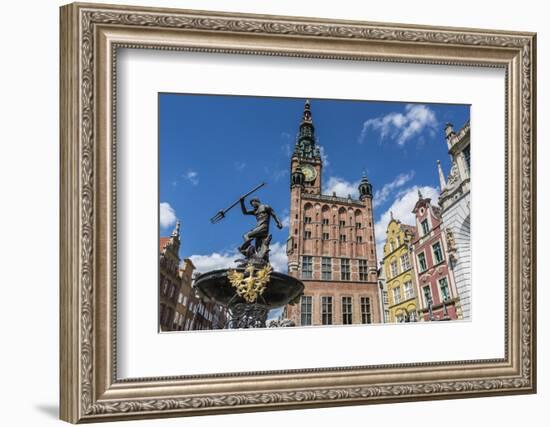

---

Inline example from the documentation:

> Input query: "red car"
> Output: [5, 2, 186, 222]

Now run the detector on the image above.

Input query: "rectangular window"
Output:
[400, 253, 410, 271]
[304, 230, 312, 239]
[404, 281, 414, 299]
[390, 260, 398, 277]
[321, 296, 333, 325]
[322, 218, 329, 225]
[339, 234, 346, 242]
[356, 222, 362, 229]
[392, 286, 401, 304]
[357, 235, 363, 243]
[439, 277, 451, 301]
[177, 293, 183, 304]
[383, 291, 388, 305]
[418, 252, 427, 271]
[359, 259, 368, 281]
[340, 258, 351, 280]
[423, 285, 433, 306]
[342, 296, 353, 324]
[339, 220, 346, 227]
[321, 257, 332, 280]
[304, 216, 312, 224]
[432, 241, 444, 264]
[302, 256, 313, 279]
[182, 296, 188, 306]
[301, 296, 312, 326]
[361, 297, 372, 324]
[384, 309, 390, 323]
[322, 232, 329, 240]
[421, 219, 430, 235]
[165, 307, 173, 326]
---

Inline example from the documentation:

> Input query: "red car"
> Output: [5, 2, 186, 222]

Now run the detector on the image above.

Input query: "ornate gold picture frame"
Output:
[60, 2, 536, 423]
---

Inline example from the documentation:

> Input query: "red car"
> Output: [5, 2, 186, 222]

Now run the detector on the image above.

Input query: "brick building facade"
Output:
[159, 223, 228, 331]
[159, 222, 184, 331]
[285, 100, 380, 326]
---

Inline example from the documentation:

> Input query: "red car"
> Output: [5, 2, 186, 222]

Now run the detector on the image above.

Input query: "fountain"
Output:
[193, 184, 304, 329]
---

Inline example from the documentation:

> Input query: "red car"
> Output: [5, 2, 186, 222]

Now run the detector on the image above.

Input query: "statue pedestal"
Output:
[193, 269, 304, 329]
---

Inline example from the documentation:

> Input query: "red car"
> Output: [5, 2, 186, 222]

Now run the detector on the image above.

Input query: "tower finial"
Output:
[437, 159, 447, 191]
[293, 99, 318, 160]
[172, 220, 181, 238]
[418, 189, 423, 199]
[302, 99, 312, 123]
[390, 211, 394, 220]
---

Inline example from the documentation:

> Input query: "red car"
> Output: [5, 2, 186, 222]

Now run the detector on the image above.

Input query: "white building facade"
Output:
[437, 121, 471, 319]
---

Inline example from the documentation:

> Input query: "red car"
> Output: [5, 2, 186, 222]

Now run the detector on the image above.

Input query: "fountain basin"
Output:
[193, 268, 304, 309]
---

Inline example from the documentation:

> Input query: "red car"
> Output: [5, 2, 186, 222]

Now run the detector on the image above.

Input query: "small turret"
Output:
[358, 174, 373, 200]
[291, 165, 305, 188]
[444, 122, 455, 150]
[444, 122, 455, 139]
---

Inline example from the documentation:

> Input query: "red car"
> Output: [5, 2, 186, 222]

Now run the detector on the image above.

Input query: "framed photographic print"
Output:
[60, 2, 537, 423]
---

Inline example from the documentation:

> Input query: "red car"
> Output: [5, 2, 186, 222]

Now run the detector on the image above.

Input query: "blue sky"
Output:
[159, 94, 470, 273]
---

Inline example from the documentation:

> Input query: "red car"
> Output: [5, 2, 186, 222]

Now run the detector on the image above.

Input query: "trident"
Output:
[210, 182, 266, 224]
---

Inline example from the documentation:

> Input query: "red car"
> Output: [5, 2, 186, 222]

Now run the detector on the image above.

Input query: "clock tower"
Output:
[285, 100, 381, 327]
[290, 100, 322, 195]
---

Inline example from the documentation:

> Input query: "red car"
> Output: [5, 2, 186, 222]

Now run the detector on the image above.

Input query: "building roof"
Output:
[159, 237, 171, 252]
[401, 224, 416, 235]
[302, 192, 365, 207]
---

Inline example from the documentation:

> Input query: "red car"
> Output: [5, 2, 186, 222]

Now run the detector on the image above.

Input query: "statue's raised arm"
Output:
[240, 197, 255, 216]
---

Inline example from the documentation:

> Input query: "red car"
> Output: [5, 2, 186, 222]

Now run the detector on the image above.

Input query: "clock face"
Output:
[302, 164, 317, 182]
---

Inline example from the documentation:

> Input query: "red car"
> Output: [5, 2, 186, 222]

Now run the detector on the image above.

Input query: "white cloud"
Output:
[234, 161, 246, 172]
[267, 307, 284, 321]
[159, 202, 177, 229]
[269, 242, 289, 273]
[373, 171, 415, 208]
[281, 214, 290, 228]
[189, 241, 288, 275]
[323, 176, 360, 198]
[318, 145, 330, 167]
[359, 104, 438, 146]
[183, 169, 199, 186]
[189, 250, 239, 273]
[374, 185, 439, 261]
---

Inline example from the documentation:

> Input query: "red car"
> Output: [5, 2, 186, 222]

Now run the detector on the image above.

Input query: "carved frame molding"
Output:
[60, 2, 536, 423]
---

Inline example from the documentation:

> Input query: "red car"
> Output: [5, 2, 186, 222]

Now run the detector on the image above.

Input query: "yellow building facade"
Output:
[382, 218, 419, 322]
